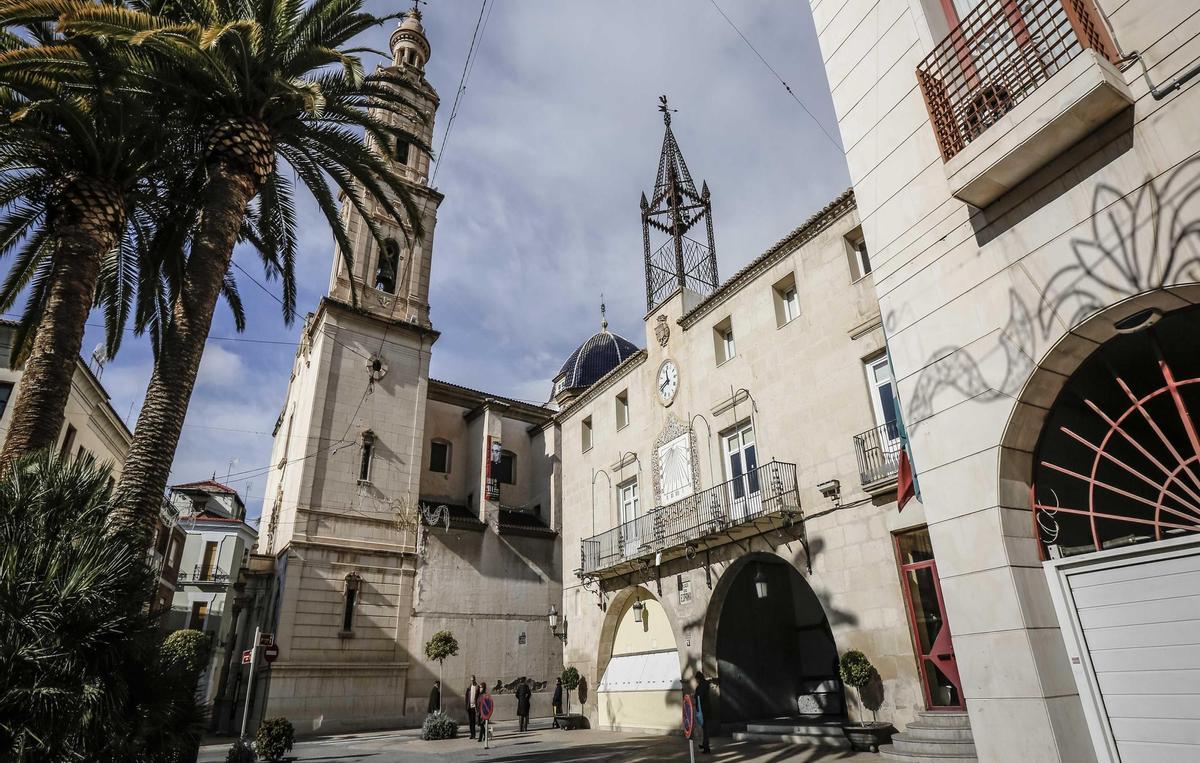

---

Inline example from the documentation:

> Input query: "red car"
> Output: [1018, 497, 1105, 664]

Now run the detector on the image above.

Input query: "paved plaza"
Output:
[199, 719, 879, 763]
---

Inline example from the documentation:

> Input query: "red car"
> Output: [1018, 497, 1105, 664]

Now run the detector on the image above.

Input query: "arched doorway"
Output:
[595, 586, 684, 732]
[705, 554, 840, 725]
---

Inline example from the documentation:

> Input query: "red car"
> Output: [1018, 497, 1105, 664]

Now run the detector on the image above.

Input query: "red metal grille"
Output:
[916, 0, 1118, 162]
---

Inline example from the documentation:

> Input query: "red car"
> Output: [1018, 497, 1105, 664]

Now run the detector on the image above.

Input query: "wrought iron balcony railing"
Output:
[916, 0, 1118, 162]
[178, 564, 229, 584]
[581, 460, 801, 576]
[854, 421, 902, 487]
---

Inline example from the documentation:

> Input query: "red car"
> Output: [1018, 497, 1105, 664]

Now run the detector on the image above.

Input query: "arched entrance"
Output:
[704, 553, 840, 725]
[595, 586, 684, 732]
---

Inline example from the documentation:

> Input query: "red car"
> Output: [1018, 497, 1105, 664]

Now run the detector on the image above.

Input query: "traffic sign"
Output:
[263, 644, 279, 664]
[258, 632, 275, 647]
[682, 694, 695, 739]
[478, 693, 494, 721]
[241, 650, 252, 665]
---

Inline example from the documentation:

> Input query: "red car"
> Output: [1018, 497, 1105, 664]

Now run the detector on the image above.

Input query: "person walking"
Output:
[427, 680, 441, 715]
[466, 675, 479, 739]
[477, 682, 489, 744]
[516, 678, 532, 732]
[551, 678, 563, 728]
[694, 672, 712, 753]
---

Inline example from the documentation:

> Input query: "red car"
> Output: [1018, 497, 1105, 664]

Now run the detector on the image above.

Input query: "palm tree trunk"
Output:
[0, 180, 122, 470]
[110, 161, 259, 548]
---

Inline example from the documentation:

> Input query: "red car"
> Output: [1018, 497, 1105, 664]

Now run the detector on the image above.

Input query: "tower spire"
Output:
[600, 295, 608, 331]
[641, 96, 718, 313]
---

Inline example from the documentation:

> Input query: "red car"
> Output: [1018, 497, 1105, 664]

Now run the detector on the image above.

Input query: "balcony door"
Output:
[724, 423, 760, 523]
[618, 481, 642, 558]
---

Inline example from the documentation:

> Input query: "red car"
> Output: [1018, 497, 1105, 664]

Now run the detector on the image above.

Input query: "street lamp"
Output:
[632, 596, 645, 623]
[549, 605, 567, 644]
[754, 566, 769, 599]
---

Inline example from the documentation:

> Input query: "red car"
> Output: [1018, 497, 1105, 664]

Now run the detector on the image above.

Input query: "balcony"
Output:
[178, 564, 229, 584]
[580, 461, 802, 577]
[917, 0, 1130, 207]
[854, 421, 901, 490]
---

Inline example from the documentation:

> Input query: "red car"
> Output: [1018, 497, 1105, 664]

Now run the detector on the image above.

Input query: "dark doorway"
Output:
[714, 557, 840, 723]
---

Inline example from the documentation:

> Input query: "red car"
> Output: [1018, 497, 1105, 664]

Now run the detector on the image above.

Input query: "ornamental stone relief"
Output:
[650, 413, 700, 510]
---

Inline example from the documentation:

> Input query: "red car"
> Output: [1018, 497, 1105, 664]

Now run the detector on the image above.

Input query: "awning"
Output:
[597, 650, 683, 692]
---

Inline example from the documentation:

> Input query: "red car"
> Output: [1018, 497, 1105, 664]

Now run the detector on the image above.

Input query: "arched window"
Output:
[341, 573, 362, 634]
[374, 239, 400, 293]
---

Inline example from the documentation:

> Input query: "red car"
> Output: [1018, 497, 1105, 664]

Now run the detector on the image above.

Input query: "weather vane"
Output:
[658, 94, 676, 126]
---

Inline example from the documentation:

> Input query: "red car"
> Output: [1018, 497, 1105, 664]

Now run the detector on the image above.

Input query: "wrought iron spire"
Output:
[600, 295, 608, 330]
[642, 96, 718, 313]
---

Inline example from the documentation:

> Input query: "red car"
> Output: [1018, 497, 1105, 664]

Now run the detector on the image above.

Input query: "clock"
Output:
[656, 359, 679, 406]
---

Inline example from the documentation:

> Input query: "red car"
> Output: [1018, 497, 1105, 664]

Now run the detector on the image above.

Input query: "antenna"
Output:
[90, 344, 108, 378]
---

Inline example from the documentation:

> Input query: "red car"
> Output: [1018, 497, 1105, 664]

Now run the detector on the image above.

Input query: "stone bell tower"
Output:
[251, 4, 445, 734]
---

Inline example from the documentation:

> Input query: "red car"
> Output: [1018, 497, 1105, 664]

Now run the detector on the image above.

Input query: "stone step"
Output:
[744, 722, 846, 737]
[911, 711, 972, 728]
[901, 722, 975, 742]
[732, 730, 852, 749]
[891, 733, 977, 757]
[880, 743, 978, 762]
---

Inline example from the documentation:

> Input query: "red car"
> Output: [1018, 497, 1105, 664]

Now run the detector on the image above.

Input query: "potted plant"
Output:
[254, 717, 295, 762]
[839, 650, 895, 752]
[557, 667, 589, 729]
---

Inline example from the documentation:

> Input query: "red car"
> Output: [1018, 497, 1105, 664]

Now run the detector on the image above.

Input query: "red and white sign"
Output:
[241, 650, 253, 665]
[263, 644, 280, 664]
[478, 694, 494, 721]
[258, 632, 275, 647]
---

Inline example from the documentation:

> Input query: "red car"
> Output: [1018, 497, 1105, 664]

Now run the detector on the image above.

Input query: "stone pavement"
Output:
[199, 718, 880, 762]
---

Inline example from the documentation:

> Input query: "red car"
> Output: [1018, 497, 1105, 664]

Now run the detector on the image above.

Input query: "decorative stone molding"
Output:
[650, 413, 701, 509]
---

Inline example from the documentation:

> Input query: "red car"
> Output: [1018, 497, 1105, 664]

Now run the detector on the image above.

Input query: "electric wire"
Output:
[706, 0, 843, 151]
[429, 0, 492, 185]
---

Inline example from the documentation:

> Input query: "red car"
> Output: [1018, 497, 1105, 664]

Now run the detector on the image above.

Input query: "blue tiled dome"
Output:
[557, 328, 639, 394]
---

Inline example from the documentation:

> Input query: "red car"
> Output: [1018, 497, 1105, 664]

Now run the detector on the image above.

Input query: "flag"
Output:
[897, 446, 916, 511]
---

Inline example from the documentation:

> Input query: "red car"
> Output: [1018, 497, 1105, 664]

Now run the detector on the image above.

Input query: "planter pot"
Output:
[842, 721, 896, 752]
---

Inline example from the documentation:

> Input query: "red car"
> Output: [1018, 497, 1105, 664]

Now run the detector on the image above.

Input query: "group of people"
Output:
[429, 675, 565, 741]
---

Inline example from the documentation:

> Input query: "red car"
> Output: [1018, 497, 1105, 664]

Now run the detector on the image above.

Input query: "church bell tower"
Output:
[641, 96, 719, 313]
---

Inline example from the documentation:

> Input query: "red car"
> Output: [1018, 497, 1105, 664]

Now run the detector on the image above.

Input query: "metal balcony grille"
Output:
[178, 564, 229, 583]
[854, 421, 902, 486]
[916, 0, 1118, 162]
[581, 460, 800, 576]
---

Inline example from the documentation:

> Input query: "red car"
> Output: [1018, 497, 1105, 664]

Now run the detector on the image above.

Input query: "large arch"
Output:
[701, 552, 841, 728]
[594, 585, 686, 733]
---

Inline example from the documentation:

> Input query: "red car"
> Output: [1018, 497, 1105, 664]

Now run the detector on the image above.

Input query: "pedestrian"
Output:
[427, 680, 440, 715]
[551, 677, 563, 728]
[516, 678, 532, 732]
[694, 671, 711, 753]
[477, 682, 489, 744]
[466, 675, 479, 739]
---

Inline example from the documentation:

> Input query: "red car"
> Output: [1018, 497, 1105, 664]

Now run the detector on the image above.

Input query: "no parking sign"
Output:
[478, 693, 494, 721]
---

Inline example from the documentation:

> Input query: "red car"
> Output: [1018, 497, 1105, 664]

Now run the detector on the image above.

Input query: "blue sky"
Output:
[77, 0, 851, 520]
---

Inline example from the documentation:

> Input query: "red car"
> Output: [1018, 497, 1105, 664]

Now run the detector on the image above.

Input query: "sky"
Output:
[76, 0, 851, 521]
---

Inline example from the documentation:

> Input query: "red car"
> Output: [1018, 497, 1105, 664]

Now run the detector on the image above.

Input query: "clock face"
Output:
[657, 360, 679, 405]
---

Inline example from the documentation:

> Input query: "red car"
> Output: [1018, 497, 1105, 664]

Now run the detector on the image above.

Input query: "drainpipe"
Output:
[1121, 51, 1200, 100]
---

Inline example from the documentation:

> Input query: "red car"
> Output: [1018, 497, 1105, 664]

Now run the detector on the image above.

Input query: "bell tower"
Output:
[326, 3, 441, 328]
[641, 96, 718, 313]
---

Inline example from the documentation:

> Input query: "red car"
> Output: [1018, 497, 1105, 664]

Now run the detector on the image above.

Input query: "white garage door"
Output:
[1047, 537, 1200, 763]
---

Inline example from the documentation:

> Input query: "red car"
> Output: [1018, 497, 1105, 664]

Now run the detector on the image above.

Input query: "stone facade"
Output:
[808, 0, 1200, 759]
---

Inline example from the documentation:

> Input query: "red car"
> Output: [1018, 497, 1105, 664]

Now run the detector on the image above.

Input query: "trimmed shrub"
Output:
[839, 650, 879, 724]
[225, 737, 257, 763]
[420, 710, 458, 740]
[160, 629, 209, 682]
[255, 717, 294, 762]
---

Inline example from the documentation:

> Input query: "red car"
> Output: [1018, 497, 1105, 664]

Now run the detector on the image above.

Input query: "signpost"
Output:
[478, 693, 494, 749]
[240, 627, 275, 737]
[682, 693, 696, 763]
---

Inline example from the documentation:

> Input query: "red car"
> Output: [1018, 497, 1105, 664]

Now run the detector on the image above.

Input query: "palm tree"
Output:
[11, 0, 427, 546]
[0, 22, 194, 468]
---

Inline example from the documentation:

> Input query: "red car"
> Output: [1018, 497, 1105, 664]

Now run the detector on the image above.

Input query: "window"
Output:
[582, 416, 593, 452]
[394, 138, 410, 165]
[342, 574, 361, 633]
[713, 317, 735, 364]
[615, 390, 629, 430]
[374, 238, 401, 293]
[358, 430, 375, 483]
[189, 600, 208, 631]
[772, 273, 799, 327]
[496, 450, 516, 485]
[429, 440, 450, 473]
[59, 424, 77, 458]
[200, 541, 218, 580]
[846, 227, 872, 281]
[723, 422, 760, 502]
[0, 381, 12, 419]
[866, 356, 900, 441]
[618, 480, 640, 557]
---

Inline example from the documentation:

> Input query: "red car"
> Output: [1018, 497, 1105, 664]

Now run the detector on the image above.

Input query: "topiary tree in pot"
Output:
[838, 650, 895, 752]
[561, 667, 581, 715]
[424, 630, 459, 703]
